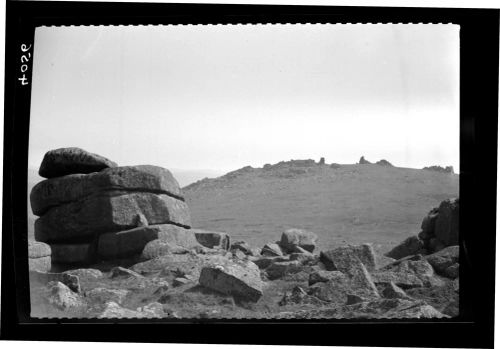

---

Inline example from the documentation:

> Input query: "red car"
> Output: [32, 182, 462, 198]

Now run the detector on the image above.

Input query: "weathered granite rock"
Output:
[421, 207, 439, 236]
[173, 277, 192, 287]
[265, 260, 303, 280]
[308, 273, 352, 304]
[371, 271, 424, 289]
[35, 192, 191, 242]
[385, 235, 426, 260]
[425, 245, 459, 277]
[86, 288, 129, 305]
[141, 239, 190, 260]
[30, 270, 80, 293]
[250, 256, 288, 269]
[31, 165, 183, 215]
[39, 147, 117, 179]
[320, 244, 377, 273]
[382, 282, 413, 300]
[279, 286, 326, 306]
[279, 229, 318, 253]
[193, 230, 230, 250]
[97, 224, 199, 260]
[62, 268, 103, 280]
[50, 243, 94, 264]
[110, 266, 144, 279]
[443, 263, 459, 279]
[199, 258, 263, 302]
[47, 281, 85, 310]
[341, 299, 448, 319]
[98, 302, 148, 318]
[308, 270, 345, 286]
[29, 256, 52, 272]
[230, 241, 253, 255]
[261, 243, 284, 257]
[28, 240, 51, 258]
[434, 198, 459, 247]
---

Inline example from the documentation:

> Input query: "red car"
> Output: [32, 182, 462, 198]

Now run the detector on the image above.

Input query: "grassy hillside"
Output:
[183, 161, 459, 254]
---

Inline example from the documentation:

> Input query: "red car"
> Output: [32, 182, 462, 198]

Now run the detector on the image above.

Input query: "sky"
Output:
[28, 24, 459, 174]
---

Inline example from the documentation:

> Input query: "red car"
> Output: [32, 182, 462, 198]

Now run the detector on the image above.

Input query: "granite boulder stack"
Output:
[30, 148, 192, 265]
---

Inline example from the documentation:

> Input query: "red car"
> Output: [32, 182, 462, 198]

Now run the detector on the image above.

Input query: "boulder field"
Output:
[29, 148, 459, 319]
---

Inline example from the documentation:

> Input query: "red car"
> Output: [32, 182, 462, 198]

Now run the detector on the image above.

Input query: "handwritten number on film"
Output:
[18, 44, 32, 86]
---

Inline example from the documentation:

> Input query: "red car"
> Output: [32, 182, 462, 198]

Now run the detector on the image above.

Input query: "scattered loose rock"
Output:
[193, 230, 230, 250]
[279, 229, 318, 253]
[320, 244, 377, 273]
[385, 235, 426, 260]
[261, 243, 284, 257]
[199, 258, 263, 302]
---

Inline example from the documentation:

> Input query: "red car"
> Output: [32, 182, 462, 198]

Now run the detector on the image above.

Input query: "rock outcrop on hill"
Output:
[30, 148, 201, 265]
[423, 165, 455, 174]
[358, 156, 371, 164]
[385, 197, 459, 275]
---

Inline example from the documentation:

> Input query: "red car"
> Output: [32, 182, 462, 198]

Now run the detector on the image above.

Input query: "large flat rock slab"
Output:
[97, 224, 201, 259]
[35, 192, 191, 242]
[31, 165, 183, 215]
[39, 147, 117, 179]
[50, 243, 94, 264]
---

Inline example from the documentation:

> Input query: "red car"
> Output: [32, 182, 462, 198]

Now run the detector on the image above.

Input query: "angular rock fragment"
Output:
[385, 235, 426, 260]
[230, 241, 253, 255]
[47, 281, 85, 310]
[199, 258, 263, 302]
[193, 230, 230, 250]
[279, 229, 318, 253]
[99, 302, 148, 318]
[261, 243, 284, 257]
[62, 268, 103, 280]
[425, 245, 459, 277]
[39, 147, 117, 179]
[110, 266, 144, 279]
[382, 282, 413, 300]
[265, 260, 303, 280]
[308, 270, 345, 286]
[320, 244, 377, 273]
[31, 165, 183, 215]
[86, 288, 129, 305]
[141, 239, 190, 260]
[35, 192, 191, 242]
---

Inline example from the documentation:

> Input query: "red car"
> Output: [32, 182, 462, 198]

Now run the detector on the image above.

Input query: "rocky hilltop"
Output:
[28, 149, 459, 319]
[183, 157, 459, 252]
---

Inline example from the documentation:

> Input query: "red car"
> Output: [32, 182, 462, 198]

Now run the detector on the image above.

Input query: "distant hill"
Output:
[183, 160, 459, 254]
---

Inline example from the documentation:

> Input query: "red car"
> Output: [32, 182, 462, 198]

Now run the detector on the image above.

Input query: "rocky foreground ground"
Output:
[28, 148, 459, 319]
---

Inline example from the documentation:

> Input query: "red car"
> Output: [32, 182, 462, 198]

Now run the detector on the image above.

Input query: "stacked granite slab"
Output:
[30, 147, 193, 264]
[28, 240, 52, 272]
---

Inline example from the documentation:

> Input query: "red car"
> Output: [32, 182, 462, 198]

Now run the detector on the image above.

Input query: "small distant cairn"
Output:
[318, 157, 325, 165]
[358, 156, 372, 164]
[29, 147, 222, 269]
[423, 165, 454, 174]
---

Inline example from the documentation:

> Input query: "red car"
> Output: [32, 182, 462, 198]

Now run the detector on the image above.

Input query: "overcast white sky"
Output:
[29, 24, 459, 173]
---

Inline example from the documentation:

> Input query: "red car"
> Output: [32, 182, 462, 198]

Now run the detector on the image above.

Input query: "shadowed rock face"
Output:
[35, 192, 191, 243]
[39, 147, 117, 179]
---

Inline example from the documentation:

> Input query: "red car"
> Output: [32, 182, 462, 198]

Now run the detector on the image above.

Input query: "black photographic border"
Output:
[2, 1, 498, 347]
